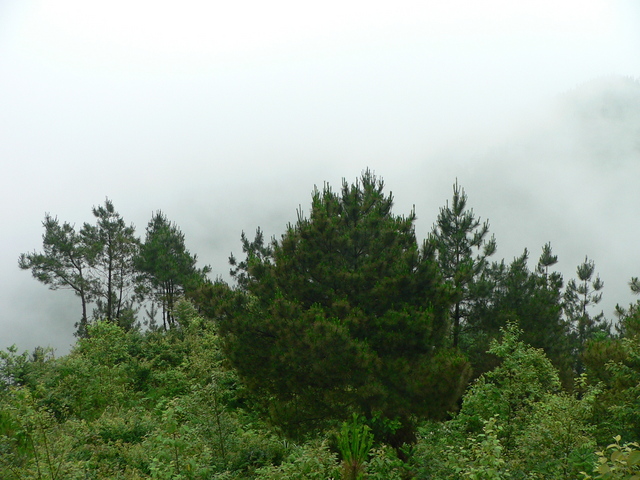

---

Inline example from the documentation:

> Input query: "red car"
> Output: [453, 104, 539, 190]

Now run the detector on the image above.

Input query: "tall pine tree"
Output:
[217, 171, 470, 445]
[427, 180, 496, 347]
[467, 246, 572, 384]
[19, 214, 99, 335]
[135, 212, 210, 330]
[81, 199, 140, 326]
[564, 256, 609, 374]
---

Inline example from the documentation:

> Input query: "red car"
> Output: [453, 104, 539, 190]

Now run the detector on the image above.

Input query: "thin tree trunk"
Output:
[453, 301, 460, 348]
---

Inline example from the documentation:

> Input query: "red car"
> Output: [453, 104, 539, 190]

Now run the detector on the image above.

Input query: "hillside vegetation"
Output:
[5, 168, 640, 478]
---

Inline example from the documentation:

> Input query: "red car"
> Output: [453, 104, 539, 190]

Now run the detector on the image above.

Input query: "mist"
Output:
[1, 1, 639, 355]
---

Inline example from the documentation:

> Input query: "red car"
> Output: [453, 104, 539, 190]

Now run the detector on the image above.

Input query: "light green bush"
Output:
[455, 323, 561, 450]
[581, 436, 640, 480]
[253, 440, 340, 480]
[513, 392, 596, 478]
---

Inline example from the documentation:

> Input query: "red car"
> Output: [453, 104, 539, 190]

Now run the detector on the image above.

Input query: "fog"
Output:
[1, 1, 639, 355]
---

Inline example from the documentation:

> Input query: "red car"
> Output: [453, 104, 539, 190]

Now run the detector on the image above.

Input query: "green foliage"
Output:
[135, 212, 210, 330]
[20, 200, 209, 336]
[410, 417, 508, 480]
[513, 391, 597, 478]
[27, 320, 144, 422]
[453, 417, 509, 480]
[455, 323, 561, 449]
[412, 330, 599, 480]
[581, 436, 640, 479]
[19, 214, 98, 334]
[565, 256, 610, 373]
[584, 334, 640, 443]
[229, 227, 273, 290]
[0, 299, 294, 479]
[81, 198, 140, 328]
[218, 171, 470, 445]
[0, 387, 85, 479]
[410, 421, 465, 479]
[582, 278, 640, 444]
[466, 247, 573, 386]
[428, 180, 496, 348]
[253, 440, 340, 480]
[17, 175, 640, 479]
[18, 199, 140, 336]
[0, 345, 31, 391]
[338, 415, 374, 480]
[364, 445, 405, 480]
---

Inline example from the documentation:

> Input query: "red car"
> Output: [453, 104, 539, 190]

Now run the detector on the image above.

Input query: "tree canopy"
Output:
[19, 201, 209, 334]
[216, 170, 470, 445]
[135, 211, 211, 330]
[81, 199, 140, 327]
[19, 214, 98, 334]
[428, 180, 496, 348]
[13, 170, 640, 479]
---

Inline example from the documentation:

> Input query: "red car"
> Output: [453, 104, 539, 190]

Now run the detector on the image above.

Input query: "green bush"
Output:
[454, 323, 561, 450]
[581, 436, 640, 480]
[513, 392, 596, 478]
[253, 440, 340, 480]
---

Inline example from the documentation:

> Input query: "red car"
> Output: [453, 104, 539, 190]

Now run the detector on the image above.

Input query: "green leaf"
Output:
[628, 450, 640, 466]
[597, 464, 610, 474]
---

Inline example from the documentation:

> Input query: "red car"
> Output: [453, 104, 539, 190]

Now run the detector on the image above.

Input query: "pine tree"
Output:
[564, 256, 609, 374]
[228, 227, 273, 290]
[217, 171, 470, 445]
[80, 199, 140, 326]
[537, 242, 559, 278]
[135, 211, 210, 330]
[467, 246, 572, 384]
[19, 215, 98, 335]
[428, 180, 496, 347]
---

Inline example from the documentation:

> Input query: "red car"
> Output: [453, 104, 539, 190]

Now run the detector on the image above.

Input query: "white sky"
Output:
[1, 0, 639, 354]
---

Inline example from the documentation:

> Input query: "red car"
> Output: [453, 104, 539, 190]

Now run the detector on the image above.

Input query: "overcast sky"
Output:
[1, 1, 640, 355]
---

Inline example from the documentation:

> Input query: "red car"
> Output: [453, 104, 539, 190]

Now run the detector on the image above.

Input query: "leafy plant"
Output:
[513, 391, 596, 478]
[338, 415, 374, 480]
[0, 387, 80, 480]
[365, 444, 405, 480]
[444, 417, 509, 480]
[455, 322, 561, 450]
[253, 439, 340, 480]
[581, 436, 640, 479]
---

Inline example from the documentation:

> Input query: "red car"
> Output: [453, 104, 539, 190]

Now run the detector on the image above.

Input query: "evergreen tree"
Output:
[135, 211, 210, 330]
[583, 277, 640, 442]
[217, 171, 470, 446]
[428, 180, 496, 347]
[19, 214, 99, 335]
[80, 199, 140, 326]
[467, 246, 572, 384]
[614, 277, 640, 338]
[228, 227, 273, 290]
[564, 256, 609, 373]
[537, 242, 559, 278]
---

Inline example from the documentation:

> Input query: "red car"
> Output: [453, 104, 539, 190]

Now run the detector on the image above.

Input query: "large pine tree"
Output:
[135, 211, 210, 330]
[217, 171, 470, 445]
[19, 214, 98, 335]
[428, 181, 496, 348]
[467, 246, 573, 384]
[81, 199, 140, 326]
